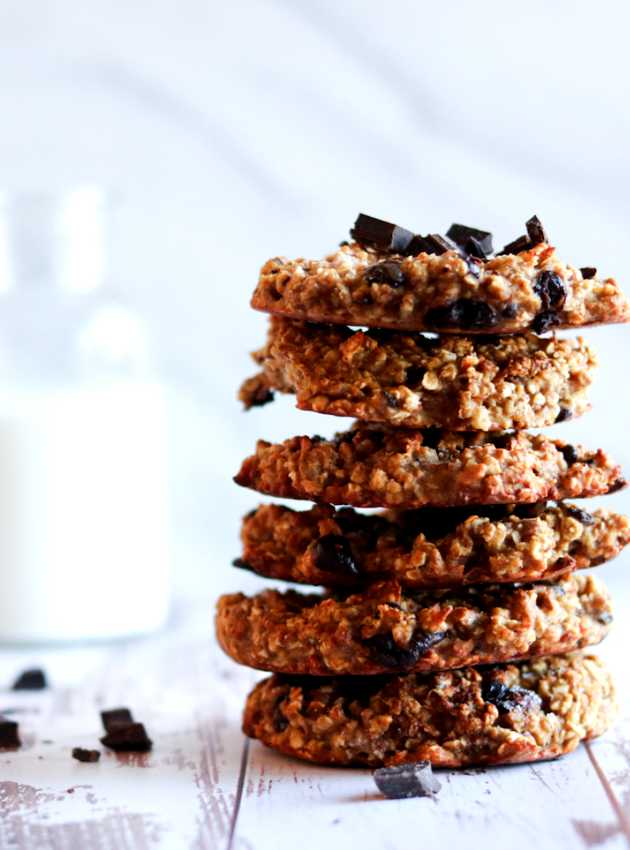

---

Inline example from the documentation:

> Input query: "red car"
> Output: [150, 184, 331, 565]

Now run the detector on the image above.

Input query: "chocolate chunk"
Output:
[100, 722, 152, 753]
[446, 223, 493, 256]
[482, 681, 542, 714]
[526, 215, 549, 246]
[560, 444, 579, 466]
[72, 747, 101, 763]
[534, 271, 567, 311]
[565, 506, 595, 525]
[580, 267, 597, 279]
[491, 433, 514, 450]
[12, 668, 47, 691]
[101, 707, 134, 732]
[406, 234, 430, 255]
[532, 310, 561, 334]
[608, 478, 627, 493]
[0, 716, 21, 748]
[272, 697, 289, 732]
[597, 611, 614, 625]
[499, 234, 532, 255]
[555, 407, 572, 423]
[350, 214, 414, 254]
[501, 303, 519, 319]
[424, 234, 455, 255]
[407, 233, 456, 256]
[312, 534, 359, 576]
[365, 260, 406, 288]
[463, 237, 488, 261]
[374, 762, 441, 799]
[424, 298, 498, 331]
[366, 630, 446, 670]
[405, 365, 426, 386]
[383, 391, 401, 409]
[248, 387, 274, 408]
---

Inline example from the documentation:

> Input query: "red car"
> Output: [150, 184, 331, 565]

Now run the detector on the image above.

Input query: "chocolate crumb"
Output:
[72, 747, 101, 763]
[555, 407, 572, 423]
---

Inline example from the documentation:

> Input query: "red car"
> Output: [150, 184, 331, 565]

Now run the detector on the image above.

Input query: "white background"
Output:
[0, 0, 629, 605]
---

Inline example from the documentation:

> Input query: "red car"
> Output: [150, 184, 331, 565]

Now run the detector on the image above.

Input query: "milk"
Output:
[0, 381, 171, 642]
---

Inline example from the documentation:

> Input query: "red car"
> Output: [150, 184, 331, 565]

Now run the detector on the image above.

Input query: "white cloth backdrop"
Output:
[0, 0, 628, 602]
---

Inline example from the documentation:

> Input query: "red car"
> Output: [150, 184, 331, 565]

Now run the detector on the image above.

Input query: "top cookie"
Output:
[251, 214, 630, 334]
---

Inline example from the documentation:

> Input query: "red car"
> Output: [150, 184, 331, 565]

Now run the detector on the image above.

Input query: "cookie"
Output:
[242, 652, 615, 767]
[240, 318, 595, 431]
[251, 241, 630, 334]
[237, 502, 630, 590]
[216, 573, 611, 676]
[234, 425, 624, 509]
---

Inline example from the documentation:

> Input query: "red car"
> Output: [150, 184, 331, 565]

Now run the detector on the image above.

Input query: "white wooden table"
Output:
[1, 580, 629, 850]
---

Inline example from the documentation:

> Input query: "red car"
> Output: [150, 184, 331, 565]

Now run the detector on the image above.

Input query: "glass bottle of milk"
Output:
[0, 187, 171, 642]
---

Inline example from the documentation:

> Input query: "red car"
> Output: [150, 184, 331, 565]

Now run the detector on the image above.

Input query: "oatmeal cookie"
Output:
[251, 242, 630, 334]
[216, 573, 611, 676]
[240, 318, 595, 430]
[237, 502, 630, 589]
[242, 652, 615, 767]
[234, 425, 624, 509]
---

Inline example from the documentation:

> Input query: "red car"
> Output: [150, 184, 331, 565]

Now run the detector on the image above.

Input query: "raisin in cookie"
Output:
[216, 573, 611, 676]
[251, 242, 630, 334]
[242, 653, 615, 767]
[234, 425, 624, 509]
[237, 502, 630, 590]
[240, 318, 595, 430]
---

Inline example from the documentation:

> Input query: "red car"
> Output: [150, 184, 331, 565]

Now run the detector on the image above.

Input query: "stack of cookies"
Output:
[217, 213, 630, 769]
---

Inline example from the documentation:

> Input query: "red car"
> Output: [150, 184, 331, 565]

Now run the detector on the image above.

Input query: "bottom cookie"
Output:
[243, 653, 615, 768]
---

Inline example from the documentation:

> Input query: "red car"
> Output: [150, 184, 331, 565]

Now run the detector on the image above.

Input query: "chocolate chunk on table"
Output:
[374, 762, 441, 799]
[100, 722, 153, 753]
[12, 668, 47, 690]
[0, 716, 21, 748]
